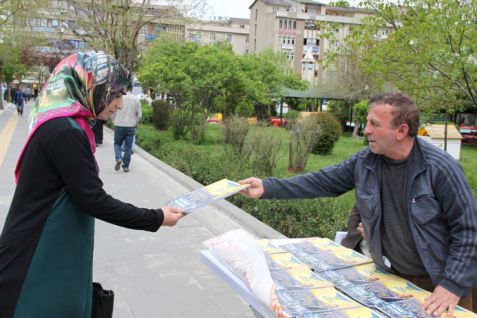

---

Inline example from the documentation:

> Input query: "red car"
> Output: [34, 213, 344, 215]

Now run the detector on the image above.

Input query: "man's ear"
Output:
[396, 124, 409, 140]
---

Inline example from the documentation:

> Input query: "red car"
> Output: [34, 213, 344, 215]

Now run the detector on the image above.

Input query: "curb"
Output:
[105, 127, 286, 239]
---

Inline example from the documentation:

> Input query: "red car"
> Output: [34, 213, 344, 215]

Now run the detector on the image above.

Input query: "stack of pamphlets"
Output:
[276, 238, 373, 272]
[259, 238, 477, 318]
[165, 178, 249, 213]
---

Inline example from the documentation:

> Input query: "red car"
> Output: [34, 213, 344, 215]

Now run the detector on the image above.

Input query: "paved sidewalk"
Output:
[0, 103, 285, 318]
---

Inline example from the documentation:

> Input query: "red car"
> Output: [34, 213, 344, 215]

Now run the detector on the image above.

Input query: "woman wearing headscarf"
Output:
[0, 51, 183, 318]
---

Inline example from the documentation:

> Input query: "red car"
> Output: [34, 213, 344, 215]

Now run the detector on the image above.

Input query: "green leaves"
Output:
[339, 0, 477, 113]
[138, 38, 307, 118]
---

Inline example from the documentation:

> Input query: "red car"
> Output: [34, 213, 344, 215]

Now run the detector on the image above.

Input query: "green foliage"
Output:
[288, 116, 320, 172]
[328, 100, 349, 128]
[223, 115, 249, 156]
[0, 44, 27, 83]
[284, 110, 300, 122]
[230, 196, 350, 238]
[329, 1, 350, 7]
[151, 100, 170, 130]
[140, 102, 153, 124]
[296, 103, 306, 111]
[135, 124, 163, 152]
[312, 113, 342, 155]
[135, 123, 477, 239]
[340, 0, 477, 113]
[353, 100, 368, 125]
[245, 128, 282, 176]
[170, 109, 190, 140]
[190, 108, 207, 144]
[138, 38, 308, 123]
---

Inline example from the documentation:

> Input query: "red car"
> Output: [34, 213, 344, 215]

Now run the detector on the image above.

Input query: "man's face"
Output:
[97, 96, 123, 120]
[364, 104, 401, 157]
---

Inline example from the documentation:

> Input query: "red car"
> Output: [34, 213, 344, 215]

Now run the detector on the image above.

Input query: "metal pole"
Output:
[444, 108, 448, 152]
[279, 98, 283, 127]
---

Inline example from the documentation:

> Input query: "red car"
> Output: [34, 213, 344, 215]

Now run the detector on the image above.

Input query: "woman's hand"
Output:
[161, 206, 184, 226]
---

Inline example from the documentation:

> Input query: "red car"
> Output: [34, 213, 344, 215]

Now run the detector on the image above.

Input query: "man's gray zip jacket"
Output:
[262, 138, 477, 297]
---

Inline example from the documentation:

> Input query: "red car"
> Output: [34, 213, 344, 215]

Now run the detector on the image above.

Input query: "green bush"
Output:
[141, 102, 153, 125]
[151, 100, 170, 130]
[245, 128, 282, 176]
[135, 124, 163, 152]
[288, 116, 319, 172]
[223, 115, 249, 156]
[312, 112, 342, 155]
[190, 110, 207, 144]
[229, 196, 350, 239]
[296, 103, 306, 111]
[284, 110, 300, 123]
[170, 109, 190, 140]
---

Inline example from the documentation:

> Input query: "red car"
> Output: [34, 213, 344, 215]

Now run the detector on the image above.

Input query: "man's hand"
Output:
[357, 222, 366, 240]
[423, 285, 460, 317]
[239, 177, 264, 199]
[161, 206, 184, 226]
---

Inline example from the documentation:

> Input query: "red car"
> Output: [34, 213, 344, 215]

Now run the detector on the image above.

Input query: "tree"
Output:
[0, 0, 50, 109]
[0, 0, 37, 28]
[352, 100, 368, 138]
[0, 43, 27, 107]
[339, 0, 477, 115]
[138, 38, 308, 128]
[62, 0, 207, 70]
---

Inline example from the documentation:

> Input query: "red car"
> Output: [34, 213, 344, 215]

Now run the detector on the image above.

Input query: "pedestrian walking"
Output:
[14, 86, 25, 116]
[112, 84, 142, 173]
[0, 51, 184, 318]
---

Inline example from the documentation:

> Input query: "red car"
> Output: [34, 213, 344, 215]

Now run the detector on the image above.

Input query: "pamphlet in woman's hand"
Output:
[165, 179, 250, 213]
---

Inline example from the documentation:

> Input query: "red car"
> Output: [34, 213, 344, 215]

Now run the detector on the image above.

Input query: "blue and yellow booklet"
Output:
[165, 178, 249, 213]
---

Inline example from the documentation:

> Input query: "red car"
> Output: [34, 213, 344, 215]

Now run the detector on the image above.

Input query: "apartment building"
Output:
[19, 1, 185, 57]
[185, 17, 250, 55]
[136, 3, 186, 49]
[249, 0, 371, 86]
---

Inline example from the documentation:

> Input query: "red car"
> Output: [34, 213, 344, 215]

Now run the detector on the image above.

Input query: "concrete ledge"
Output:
[105, 127, 287, 239]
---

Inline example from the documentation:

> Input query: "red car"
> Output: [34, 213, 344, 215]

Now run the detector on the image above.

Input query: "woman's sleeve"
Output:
[49, 126, 163, 231]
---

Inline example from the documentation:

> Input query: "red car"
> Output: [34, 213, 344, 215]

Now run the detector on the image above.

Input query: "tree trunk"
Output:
[0, 86, 3, 110]
[352, 119, 360, 138]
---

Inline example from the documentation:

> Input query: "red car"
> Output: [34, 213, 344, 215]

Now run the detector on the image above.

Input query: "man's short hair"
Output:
[368, 93, 420, 137]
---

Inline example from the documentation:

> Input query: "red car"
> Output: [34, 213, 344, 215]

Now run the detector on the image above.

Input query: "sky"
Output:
[205, 0, 253, 19]
[204, 0, 351, 20]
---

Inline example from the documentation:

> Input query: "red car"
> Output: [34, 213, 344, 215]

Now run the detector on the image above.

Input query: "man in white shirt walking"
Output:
[112, 85, 142, 172]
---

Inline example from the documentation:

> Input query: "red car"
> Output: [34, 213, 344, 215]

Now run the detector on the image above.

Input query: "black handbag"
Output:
[92, 282, 114, 318]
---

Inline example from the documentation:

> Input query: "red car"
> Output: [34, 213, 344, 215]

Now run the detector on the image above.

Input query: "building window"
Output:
[210, 32, 216, 41]
[245, 35, 249, 43]
[279, 19, 283, 28]
[227, 34, 232, 42]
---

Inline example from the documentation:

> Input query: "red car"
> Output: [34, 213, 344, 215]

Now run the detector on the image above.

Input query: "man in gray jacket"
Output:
[240, 93, 477, 316]
[112, 85, 142, 172]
